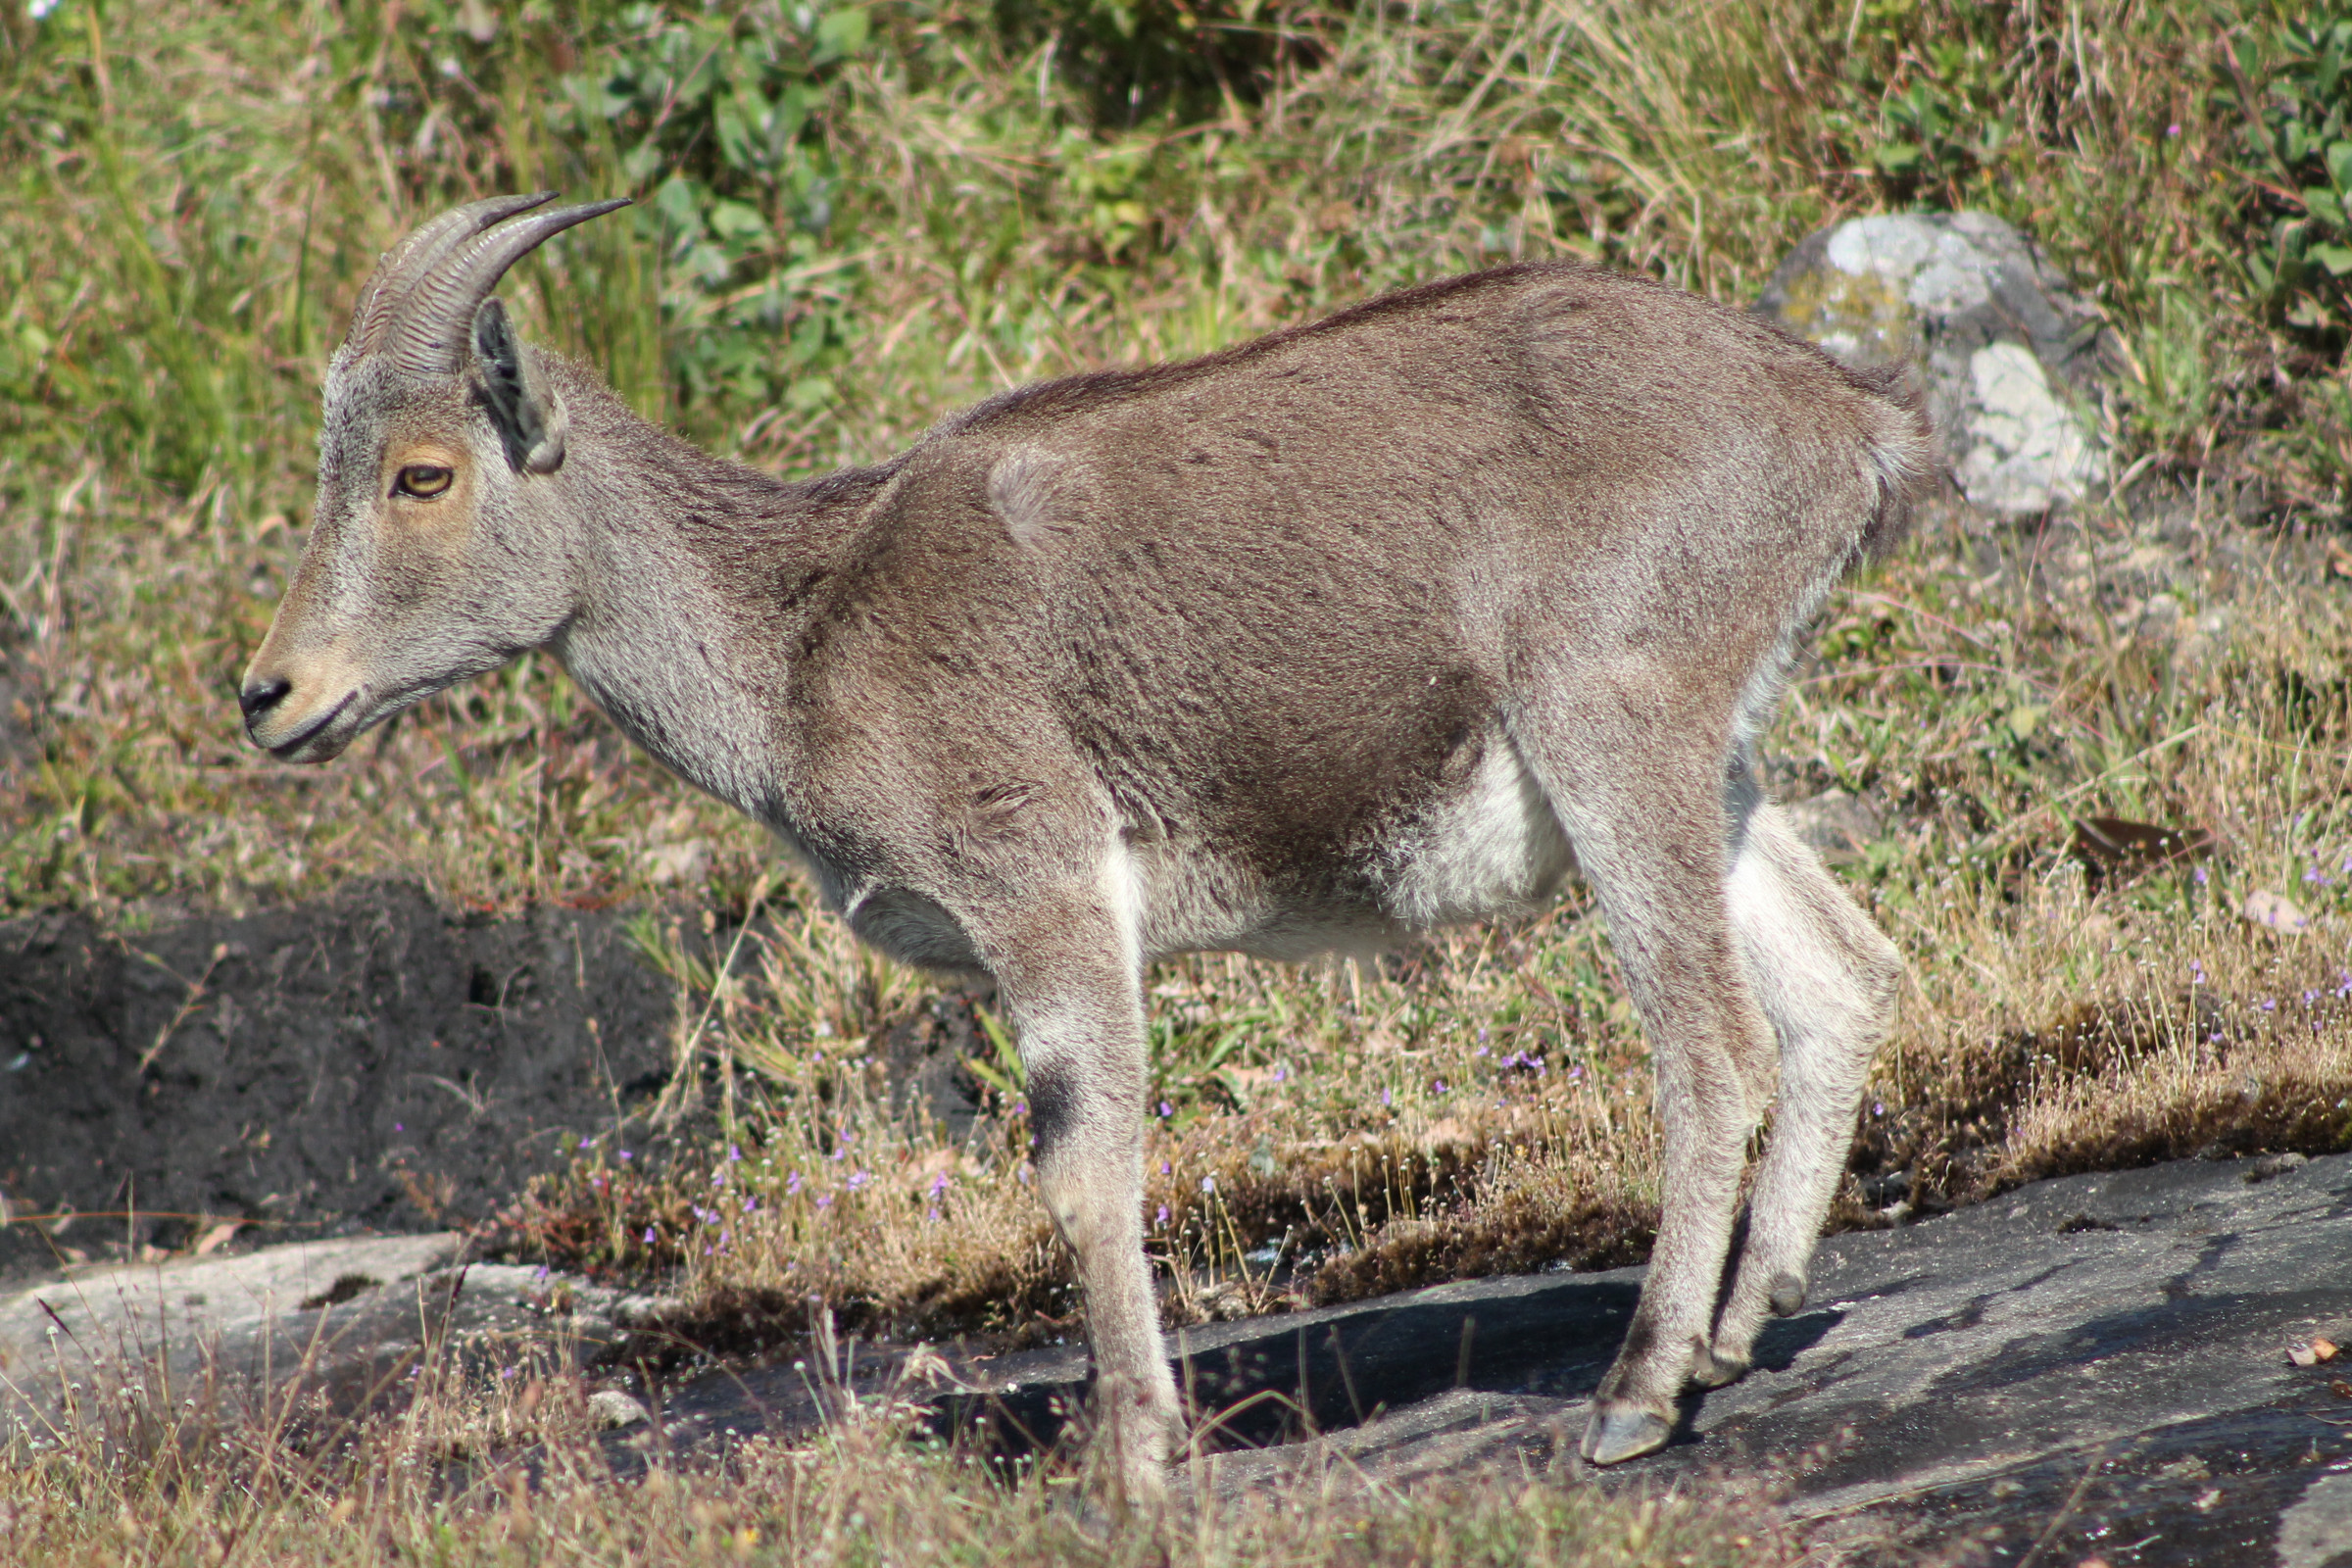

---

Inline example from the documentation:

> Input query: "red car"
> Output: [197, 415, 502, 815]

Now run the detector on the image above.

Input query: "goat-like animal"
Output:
[243, 194, 1933, 1495]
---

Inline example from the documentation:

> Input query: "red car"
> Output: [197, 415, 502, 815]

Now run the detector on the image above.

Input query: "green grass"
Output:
[5, 0, 2352, 1559]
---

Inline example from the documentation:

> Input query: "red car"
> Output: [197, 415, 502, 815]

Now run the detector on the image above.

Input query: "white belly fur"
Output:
[1127, 732, 1577, 963]
[1382, 731, 1576, 928]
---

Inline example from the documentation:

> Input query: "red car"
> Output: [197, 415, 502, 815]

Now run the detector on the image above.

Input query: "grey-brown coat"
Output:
[243, 195, 1933, 1499]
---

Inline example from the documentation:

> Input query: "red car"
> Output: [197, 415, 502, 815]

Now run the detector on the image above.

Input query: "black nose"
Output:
[239, 677, 291, 726]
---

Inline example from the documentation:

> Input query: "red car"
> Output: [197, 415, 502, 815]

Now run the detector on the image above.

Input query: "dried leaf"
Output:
[2330, 1378, 2352, 1399]
[2317, 1337, 2340, 1362]
[193, 1220, 243, 1256]
[2070, 816, 2215, 886]
[2290, 1343, 2321, 1367]
[2243, 890, 2312, 934]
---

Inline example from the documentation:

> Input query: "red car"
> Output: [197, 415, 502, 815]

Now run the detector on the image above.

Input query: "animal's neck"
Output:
[540, 370, 840, 825]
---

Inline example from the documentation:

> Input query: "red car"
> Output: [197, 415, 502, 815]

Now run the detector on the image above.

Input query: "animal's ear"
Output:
[471, 296, 568, 474]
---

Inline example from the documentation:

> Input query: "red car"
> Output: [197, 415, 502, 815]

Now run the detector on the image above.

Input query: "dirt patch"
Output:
[0, 880, 688, 1281]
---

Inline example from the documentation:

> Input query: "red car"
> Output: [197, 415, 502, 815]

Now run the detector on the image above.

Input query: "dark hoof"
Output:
[1769, 1271, 1807, 1318]
[1580, 1406, 1672, 1465]
[1689, 1343, 1748, 1389]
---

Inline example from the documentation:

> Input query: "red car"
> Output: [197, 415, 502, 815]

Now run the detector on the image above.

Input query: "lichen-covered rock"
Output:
[1755, 212, 2122, 518]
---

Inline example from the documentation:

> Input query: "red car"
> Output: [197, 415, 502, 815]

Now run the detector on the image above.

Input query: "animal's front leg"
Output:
[981, 887, 1177, 1507]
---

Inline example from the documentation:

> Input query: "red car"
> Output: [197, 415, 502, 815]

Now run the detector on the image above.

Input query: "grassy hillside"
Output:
[4, 1, 2352, 1559]
[0, 0, 2344, 917]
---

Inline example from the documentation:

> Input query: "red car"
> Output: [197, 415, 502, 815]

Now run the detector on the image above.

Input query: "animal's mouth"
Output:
[263, 688, 357, 762]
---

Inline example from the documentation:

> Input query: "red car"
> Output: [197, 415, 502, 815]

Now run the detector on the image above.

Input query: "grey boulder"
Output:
[1756, 211, 2121, 518]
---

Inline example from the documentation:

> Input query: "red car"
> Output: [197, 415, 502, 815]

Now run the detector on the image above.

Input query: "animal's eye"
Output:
[394, 465, 454, 499]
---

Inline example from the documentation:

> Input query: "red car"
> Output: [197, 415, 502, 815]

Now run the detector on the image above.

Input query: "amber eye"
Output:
[394, 465, 454, 499]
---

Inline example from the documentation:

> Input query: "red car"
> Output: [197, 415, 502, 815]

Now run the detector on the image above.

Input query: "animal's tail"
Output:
[1848, 362, 1939, 564]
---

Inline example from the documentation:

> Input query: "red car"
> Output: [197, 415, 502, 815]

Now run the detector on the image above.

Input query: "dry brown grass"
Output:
[0, 1328, 1798, 1568]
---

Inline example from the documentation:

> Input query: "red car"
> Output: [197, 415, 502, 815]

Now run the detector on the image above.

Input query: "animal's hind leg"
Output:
[1694, 762, 1902, 1387]
[1513, 711, 1777, 1465]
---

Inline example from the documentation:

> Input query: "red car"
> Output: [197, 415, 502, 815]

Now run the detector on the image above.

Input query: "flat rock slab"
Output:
[8, 1152, 2348, 1564]
[0, 1232, 647, 1443]
[636, 1153, 2352, 1566]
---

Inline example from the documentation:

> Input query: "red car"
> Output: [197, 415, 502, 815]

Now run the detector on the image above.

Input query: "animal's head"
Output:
[240, 193, 629, 762]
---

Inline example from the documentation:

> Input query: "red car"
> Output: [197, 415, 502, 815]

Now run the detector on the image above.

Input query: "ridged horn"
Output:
[382, 197, 632, 376]
[342, 193, 560, 360]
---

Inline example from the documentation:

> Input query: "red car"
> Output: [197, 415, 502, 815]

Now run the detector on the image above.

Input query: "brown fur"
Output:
[243, 199, 1935, 1498]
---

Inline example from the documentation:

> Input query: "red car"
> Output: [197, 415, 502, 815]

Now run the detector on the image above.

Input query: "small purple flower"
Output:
[501, 1365, 517, 1380]
[1011, 1100, 1028, 1117]
[578, 1137, 592, 1151]
[1381, 1087, 1392, 1107]
[1160, 1160, 1172, 1175]
[929, 1171, 952, 1198]
[1474, 1045, 1491, 1058]
[729, 1144, 743, 1162]
[1567, 1065, 1583, 1081]
[394, 1122, 403, 1133]
[617, 1150, 632, 1162]
[1200, 1174, 1218, 1194]
[2190, 959, 2206, 984]
[2194, 865, 2208, 885]
[1477, 1028, 1490, 1044]
[1872, 1102, 1885, 1117]
[2305, 867, 2324, 884]
[786, 1171, 804, 1195]
[1272, 1065, 1288, 1083]
[534, 1264, 550, 1282]
[2260, 998, 2278, 1012]
[642, 1227, 656, 1245]
[742, 1196, 758, 1213]
[712, 1170, 727, 1188]
[1154, 1204, 1170, 1227]
[847, 1170, 871, 1192]
[816, 1194, 834, 1208]
[926, 1206, 942, 1223]
[1158, 1101, 1174, 1118]
[1431, 1078, 1448, 1096]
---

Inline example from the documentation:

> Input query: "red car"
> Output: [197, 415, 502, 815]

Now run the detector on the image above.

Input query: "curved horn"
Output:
[383, 197, 632, 376]
[342, 193, 559, 359]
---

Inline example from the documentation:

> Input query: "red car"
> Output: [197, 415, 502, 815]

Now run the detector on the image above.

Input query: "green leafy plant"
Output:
[549, 2, 875, 419]
[992, 0, 1328, 126]
[2231, 11, 2352, 334]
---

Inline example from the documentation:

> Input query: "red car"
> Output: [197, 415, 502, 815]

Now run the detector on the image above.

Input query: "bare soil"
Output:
[0, 881, 685, 1282]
